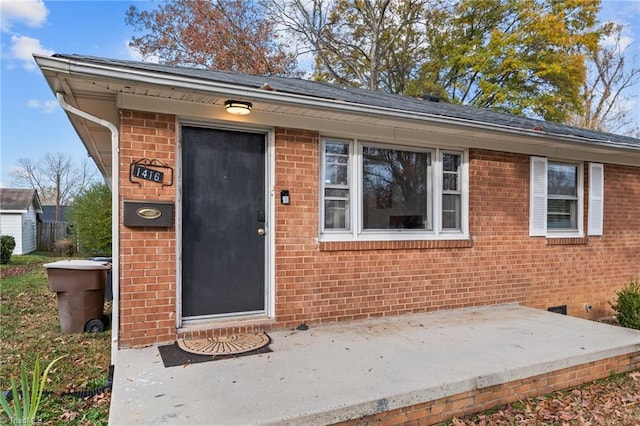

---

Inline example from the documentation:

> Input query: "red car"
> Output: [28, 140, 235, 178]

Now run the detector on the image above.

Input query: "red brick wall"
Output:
[334, 352, 640, 426]
[119, 110, 177, 347]
[274, 134, 640, 329]
[117, 119, 640, 346]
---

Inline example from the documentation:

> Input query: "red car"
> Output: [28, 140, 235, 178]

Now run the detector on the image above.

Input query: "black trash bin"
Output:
[88, 257, 113, 301]
[44, 260, 111, 334]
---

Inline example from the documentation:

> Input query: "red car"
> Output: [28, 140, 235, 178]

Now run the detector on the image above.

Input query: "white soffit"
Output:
[46, 62, 640, 179]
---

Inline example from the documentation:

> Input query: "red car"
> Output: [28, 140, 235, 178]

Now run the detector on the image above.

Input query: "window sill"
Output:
[319, 239, 474, 252]
[546, 237, 588, 246]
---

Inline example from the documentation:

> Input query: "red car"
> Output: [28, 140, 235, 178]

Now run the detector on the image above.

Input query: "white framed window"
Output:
[320, 138, 468, 241]
[530, 157, 602, 238]
[548, 162, 579, 230]
[321, 139, 352, 231]
[441, 152, 463, 231]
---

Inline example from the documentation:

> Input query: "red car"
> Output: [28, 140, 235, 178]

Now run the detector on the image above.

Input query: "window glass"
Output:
[320, 138, 466, 239]
[442, 154, 460, 191]
[324, 142, 349, 186]
[548, 163, 577, 197]
[362, 146, 431, 230]
[323, 141, 350, 230]
[548, 199, 577, 229]
[324, 200, 348, 229]
[547, 162, 578, 230]
[442, 153, 461, 230]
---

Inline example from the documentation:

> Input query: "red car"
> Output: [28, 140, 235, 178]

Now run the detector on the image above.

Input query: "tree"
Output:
[566, 22, 640, 135]
[272, 0, 602, 122]
[410, 0, 601, 122]
[10, 153, 98, 221]
[126, 0, 299, 76]
[67, 183, 112, 256]
[271, 0, 433, 92]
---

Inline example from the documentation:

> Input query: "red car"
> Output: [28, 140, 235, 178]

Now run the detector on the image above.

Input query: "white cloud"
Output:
[125, 41, 159, 63]
[27, 99, 58, 113]
[126, 42, 143, 61]
[601, 32, 633, 52]
[10, 35, 54, 70]
[1, 0, 48, 32]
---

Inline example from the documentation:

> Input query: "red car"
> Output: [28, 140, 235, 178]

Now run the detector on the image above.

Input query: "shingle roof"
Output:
[53, 54, 640, 149]
[0, 188, 39, 211]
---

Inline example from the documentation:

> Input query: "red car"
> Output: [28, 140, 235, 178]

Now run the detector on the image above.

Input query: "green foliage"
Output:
[0, 235, 16, 264]
[67, 183, 112, 256]
[611, 278, 640, 330]
[1, 254, 112, 424]
[277, 0, 603, 122]
[0, 356, 66, 425]
[407, 0, 601, 122]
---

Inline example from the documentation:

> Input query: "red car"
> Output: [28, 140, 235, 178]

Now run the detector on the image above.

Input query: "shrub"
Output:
[67, 183, 112, 256]
[0, 235, 16, 264]
[611, 278, 640, 330]
[53, 238, 75, 256]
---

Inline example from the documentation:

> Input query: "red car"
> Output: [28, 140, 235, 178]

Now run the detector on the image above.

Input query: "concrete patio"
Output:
[108, 304, 640, 425]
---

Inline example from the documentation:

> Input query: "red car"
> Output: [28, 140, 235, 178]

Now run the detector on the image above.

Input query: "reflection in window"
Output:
[362, 146, 431, 230]
[323, 141, 350, 230]
[320, 138, 466, 239]
[442, 153, 461, 230]
[548, 162, 578, 229]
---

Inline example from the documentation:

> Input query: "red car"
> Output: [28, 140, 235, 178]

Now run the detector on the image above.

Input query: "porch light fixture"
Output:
[225, 100, 252, 115]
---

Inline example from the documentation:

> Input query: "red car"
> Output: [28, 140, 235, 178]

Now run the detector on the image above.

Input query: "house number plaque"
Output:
[129, 158, 173, 188]
[132, 164, 164, 183]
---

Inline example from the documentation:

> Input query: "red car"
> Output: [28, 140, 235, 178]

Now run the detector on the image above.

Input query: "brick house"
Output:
[35, 54, 640, 352]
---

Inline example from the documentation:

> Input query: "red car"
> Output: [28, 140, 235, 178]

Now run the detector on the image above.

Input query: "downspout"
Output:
[55, 92, 120, 362]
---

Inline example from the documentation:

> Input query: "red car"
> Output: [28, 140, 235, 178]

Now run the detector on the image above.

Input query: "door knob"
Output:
[257, 227, 266, 236]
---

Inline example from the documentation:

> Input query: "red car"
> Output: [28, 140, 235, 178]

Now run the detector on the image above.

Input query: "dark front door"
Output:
[182, 126, 266, 317]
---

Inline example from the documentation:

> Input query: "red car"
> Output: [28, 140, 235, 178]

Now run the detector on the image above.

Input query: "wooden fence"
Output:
[37, 222, 70, 251]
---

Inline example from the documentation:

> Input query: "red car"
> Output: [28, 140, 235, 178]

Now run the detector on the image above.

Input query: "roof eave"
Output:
[34, 54, 640, 154]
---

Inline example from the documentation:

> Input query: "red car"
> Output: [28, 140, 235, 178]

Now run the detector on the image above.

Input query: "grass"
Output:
[1, 252, 111, 425]
[2, 253, 639, 425]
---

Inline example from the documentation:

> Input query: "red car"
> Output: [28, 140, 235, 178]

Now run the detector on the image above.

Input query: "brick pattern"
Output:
[274, 128, 321, 325]
[116, 119, 640, 346]
[333, 352, 640, 426]
[319, 239, 474, 251]
[273, 146, 640, 329]
[119, 110, 177, 347]
[177, 323, 277, 340]
[546, 237, 588, 245]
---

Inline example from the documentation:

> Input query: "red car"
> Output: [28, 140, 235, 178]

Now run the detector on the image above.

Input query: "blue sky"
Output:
[1, 0, 639, 187]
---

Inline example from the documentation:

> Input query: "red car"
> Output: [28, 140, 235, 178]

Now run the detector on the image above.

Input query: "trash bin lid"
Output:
[44, 260, 111, 270]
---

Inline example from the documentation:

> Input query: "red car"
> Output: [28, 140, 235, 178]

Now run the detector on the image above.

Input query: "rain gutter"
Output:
[55, 92, 120, 363]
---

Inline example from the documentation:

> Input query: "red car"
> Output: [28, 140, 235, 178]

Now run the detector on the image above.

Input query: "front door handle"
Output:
[257, 227, 266, 236]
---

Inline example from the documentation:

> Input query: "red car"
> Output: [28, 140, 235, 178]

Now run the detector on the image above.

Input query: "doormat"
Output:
[178, 332, 271, 355]
[158, 338, 272, 368]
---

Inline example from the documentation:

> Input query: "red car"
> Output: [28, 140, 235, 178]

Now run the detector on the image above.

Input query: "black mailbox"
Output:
[123, 200, 173, 227]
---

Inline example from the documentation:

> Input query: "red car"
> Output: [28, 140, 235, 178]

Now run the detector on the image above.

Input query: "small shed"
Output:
[0, 188, 43, 255]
